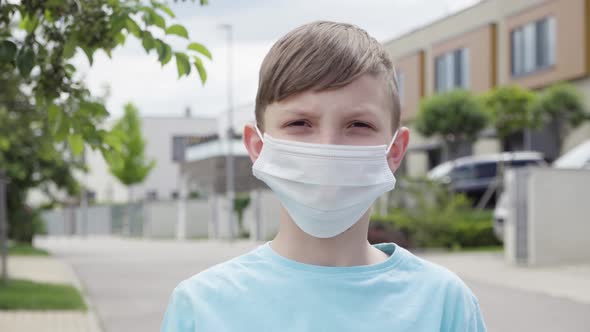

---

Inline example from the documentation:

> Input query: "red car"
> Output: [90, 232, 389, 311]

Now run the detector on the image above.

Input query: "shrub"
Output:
[371, 210, 499, 249]
[370, 178, 500, 249]
[416, 90, 488, 160]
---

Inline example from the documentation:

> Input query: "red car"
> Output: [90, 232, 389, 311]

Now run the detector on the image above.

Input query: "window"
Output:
[396, 71, 405, 106]
[435, 48, 469, 93]
[474, 162, 497, 179]
[146, 190, 158, 201]
[511, 16, 556, 77]
[450, 164, 476, 182]
[172, 136, 186, 162]
[85, 190, 96, 203]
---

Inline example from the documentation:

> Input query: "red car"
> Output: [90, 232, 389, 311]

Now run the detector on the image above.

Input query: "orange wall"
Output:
[432, 24, 497, 93]
[506, 0, 589, 88]
[394, 51, 425, 122]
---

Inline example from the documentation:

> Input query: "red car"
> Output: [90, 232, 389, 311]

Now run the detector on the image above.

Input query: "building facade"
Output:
[384, 0, 590, 176]
[85, 113, 218, 203]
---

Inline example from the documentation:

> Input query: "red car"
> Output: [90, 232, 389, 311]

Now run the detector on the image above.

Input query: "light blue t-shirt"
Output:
[161, 242, 487, 332]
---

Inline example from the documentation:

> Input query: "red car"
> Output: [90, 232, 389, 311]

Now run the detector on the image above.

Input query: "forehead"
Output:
[266, 74, 394, 120]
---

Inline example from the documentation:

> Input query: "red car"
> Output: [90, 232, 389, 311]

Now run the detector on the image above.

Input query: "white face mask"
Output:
[252, 125, 399, 238]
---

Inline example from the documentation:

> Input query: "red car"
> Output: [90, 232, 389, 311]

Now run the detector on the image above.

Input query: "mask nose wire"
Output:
[386, 129, 400, 154]
[254, 123, 265, 143]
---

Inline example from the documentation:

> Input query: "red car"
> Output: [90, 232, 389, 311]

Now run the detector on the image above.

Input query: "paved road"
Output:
[37, 237, 590, 332]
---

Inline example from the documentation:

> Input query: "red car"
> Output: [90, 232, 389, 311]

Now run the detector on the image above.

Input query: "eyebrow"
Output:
[282, 107, 381, 121]
[345, 109, 379, 118]
[282, 108, 321, 119]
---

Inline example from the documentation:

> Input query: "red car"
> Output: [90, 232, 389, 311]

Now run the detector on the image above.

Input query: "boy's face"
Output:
[244, 74, 409, 172]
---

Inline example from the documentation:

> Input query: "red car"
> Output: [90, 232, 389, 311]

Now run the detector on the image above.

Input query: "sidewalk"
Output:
[0, 255, 103, 332]
[420, 250, 590, 304]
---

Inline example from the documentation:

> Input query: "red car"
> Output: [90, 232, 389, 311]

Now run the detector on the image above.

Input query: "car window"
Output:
[475, 162, 497, 178]
[450, 164, 475, 181]
[509, 159, 542, 167]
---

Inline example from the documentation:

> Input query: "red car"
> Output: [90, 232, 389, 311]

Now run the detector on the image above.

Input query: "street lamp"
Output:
[218, 23, 236, 239]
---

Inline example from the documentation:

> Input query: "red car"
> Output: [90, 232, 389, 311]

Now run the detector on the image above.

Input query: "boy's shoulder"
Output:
[391, 245, 477, 298]
[173, 244, 267, 296]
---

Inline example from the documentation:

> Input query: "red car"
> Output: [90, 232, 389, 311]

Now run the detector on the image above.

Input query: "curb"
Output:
[60, 256, 105, 332]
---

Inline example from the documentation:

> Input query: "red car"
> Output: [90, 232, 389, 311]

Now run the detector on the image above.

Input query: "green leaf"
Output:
[48, 104, 61, 124]
[110, 14, 128, 34]
[104, 130, 122, 152]
[37, 140, 55, 160]
[126, 18, 141, 38]
[175, 52, 190, 78]
[156, 40, 172, 65]
[64, 64, 76, 76]
[19, 15, 39, 33]
[104, 48, 113, 59]
[80, 101, 109, 119]
[141, 31, 155, 53]
[152, 12, 166, 30]
[44, 9, 54, 22]
[81, 47, 95, 65]
[115, 32, 126, 45]
[16, 47, 35, 76]
[55, 115, 70, 141]
[166, 24, 189, 39]
[143, 8, 166, 30]
[193, 56, 207, 85]
[0, 137, 10, 151]
[154, 2, 175, 18]
[63, 37, 77, 59]
[68, 134, 84, 156]
[187, 42, 212, 60]
[0, 40, 17, 62]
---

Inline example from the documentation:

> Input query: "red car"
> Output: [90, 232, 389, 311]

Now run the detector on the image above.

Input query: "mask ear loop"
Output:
[254, 123, 265, 143]
[386, 129, 400, 155]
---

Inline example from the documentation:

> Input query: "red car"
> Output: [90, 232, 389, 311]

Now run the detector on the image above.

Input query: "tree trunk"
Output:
[126, 186, 133, 236]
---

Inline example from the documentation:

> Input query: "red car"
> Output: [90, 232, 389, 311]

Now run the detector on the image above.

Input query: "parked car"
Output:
[493, 140, 590, 242]
[552, 140, 590, 169]
[427, 151, 547, 208]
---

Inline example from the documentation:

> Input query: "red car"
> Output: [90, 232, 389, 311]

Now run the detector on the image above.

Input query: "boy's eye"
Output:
[349, 121, 372, 129]
[287, 120, 310, 127]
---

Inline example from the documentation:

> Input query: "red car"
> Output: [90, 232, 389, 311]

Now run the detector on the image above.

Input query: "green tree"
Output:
[416, 90, 488, 160]
[0, 1, 211, 276]
[0, 64, 83, 245]
[107, 103, 155, 235]
[233, 194, 251, 238]
[481, 85, 536, 151]
[530, 83, 590, 155]
[0, 0, 212, 161]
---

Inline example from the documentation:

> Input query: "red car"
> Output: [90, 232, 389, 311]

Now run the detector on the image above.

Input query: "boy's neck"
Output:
[269, 208, 389, 267]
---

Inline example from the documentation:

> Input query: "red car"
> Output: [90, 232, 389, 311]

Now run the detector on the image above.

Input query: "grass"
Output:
[0, 279, 87, 310]
[8, 243, 50, 256]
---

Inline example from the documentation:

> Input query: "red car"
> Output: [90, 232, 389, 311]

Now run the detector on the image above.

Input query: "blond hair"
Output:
[255, 21, 400, 131]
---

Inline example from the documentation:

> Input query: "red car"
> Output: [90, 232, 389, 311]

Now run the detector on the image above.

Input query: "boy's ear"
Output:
[243, 123, 264, 163]
[387, 127, 410, 173]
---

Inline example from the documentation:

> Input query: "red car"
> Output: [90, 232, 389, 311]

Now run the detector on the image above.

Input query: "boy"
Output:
[161, 21, 487, 331]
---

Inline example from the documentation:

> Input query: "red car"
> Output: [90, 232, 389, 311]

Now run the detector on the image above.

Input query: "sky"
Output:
[77, 0, 481, 122]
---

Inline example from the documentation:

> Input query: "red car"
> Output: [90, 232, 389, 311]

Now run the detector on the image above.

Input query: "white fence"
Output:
[41, 190, 281, 241]
[504, 168, 590, 266]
